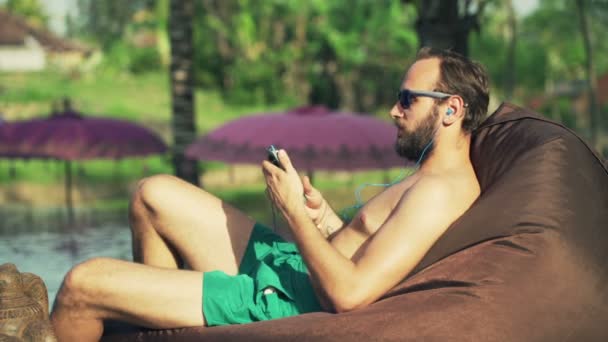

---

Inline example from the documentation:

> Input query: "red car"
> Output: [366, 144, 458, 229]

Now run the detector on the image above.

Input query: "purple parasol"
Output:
[0, 109, 167, 223]
[186, 106, 408, 172]
[0, 110, 166, 160]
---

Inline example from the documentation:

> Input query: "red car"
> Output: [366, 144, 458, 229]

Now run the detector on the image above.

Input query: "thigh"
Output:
[72, 258, 206, 328]
[140, 175, 257, 274]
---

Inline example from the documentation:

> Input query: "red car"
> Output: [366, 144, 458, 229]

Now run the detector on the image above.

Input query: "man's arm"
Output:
[263, 150, 460, 312]
[284, 177, 457, 312]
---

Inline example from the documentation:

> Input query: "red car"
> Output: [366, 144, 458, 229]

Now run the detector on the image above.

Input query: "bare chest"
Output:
[349, 179, 415, 236]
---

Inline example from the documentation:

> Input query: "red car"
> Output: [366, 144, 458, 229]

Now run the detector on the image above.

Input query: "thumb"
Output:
[302, 176, 313, 194]
[302, 176, 322, 205]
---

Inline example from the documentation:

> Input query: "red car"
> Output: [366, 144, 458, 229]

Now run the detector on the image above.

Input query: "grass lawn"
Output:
[1, 70, 299, 136]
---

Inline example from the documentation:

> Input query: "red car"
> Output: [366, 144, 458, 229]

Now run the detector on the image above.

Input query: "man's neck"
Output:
[417, 134, 473, 174]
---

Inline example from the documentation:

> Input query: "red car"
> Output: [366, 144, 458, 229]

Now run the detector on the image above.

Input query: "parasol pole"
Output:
[9, 160, 16, 179]
[229, 165, 236, 184]
[65, 160, 74, 226]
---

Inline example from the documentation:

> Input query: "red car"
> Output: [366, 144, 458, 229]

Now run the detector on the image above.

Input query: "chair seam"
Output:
[476, 116, 608, 176]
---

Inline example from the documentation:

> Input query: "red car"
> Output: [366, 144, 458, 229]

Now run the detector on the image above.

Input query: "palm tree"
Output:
[169, 0, 199, 186]
[403, 0, 492, 57]
[504, 0, 517, 101]
[576, 0, 601, 150]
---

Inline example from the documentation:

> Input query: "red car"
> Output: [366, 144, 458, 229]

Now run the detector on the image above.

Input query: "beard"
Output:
[394, 104, 440, 162]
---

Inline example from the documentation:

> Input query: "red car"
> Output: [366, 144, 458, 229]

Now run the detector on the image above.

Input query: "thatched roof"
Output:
[0, 10, 89, 53]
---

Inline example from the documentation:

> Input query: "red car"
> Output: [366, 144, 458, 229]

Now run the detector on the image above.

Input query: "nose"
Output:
[389, 103, 404, 119]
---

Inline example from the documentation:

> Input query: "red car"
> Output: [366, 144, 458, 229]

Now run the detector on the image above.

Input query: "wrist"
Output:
[315, 199, 330, 225]
[313, 201, 330, 235]
[285, 202, 308, 225]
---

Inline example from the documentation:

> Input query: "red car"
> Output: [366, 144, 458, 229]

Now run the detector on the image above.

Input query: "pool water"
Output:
[0, 209, 133, 308]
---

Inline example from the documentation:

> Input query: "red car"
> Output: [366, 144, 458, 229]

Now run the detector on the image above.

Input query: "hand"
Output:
[302, 175, 327, 227]
[262, 149, 305, 218]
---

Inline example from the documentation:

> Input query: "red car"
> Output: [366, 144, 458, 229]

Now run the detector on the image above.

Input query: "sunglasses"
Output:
[397, 89, 454, 109]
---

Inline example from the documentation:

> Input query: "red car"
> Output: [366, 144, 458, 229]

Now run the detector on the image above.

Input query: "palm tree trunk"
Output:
[504, 0, 517, 101]
[576, 0, 601, 149]
[406, 0, 489, 57]
[415, 0, 462, 54]
[169, 0, 200, 186]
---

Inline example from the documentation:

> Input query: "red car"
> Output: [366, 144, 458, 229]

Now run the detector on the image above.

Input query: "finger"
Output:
[302, 176, 313, 194]
[262, 160, 280, 175]
[304, 179, 321, 199]
[261, 161, 270, 178]
[261, 161, 279, 186]
[302, 177, 321, 202]
[278, 149, 294, 172]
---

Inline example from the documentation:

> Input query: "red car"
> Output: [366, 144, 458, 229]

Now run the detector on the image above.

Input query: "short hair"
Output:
[415, 47, 490, 134]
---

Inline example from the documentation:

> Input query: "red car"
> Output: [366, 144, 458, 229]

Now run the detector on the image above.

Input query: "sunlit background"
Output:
[1, 0, 606, 306]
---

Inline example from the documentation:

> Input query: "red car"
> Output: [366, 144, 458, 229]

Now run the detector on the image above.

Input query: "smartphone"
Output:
[266, 145, 283, 169]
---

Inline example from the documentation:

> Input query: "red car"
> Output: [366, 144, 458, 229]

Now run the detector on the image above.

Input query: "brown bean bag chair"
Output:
[102, 102, 608, 341]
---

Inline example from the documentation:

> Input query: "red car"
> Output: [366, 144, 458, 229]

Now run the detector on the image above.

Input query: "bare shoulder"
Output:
[400, 170, 480, 219]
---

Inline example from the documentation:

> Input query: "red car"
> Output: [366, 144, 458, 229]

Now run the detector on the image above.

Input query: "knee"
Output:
[131, 174, 214, 216]
[130, 174, 181, 216]
[55, 258, 109, 310]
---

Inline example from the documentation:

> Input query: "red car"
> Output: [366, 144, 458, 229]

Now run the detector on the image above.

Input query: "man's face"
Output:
[391, 58, 442, 162]
[394, 104, 440, 161]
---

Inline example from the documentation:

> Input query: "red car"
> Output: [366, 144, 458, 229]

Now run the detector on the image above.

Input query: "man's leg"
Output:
[128, 174, 256, 274]
[51, 257, 205, 342]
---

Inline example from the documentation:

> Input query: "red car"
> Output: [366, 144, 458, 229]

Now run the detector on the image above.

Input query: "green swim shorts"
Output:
[202, 222, 323, 326]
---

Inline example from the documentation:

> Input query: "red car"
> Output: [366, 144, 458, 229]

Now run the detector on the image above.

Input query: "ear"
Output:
[442, 95, 466, 126]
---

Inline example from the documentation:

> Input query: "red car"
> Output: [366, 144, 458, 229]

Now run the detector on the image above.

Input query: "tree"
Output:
[75, 0, 150, 50]
[193, 0, 417, 111]
[576, 0, 601, 149]
[168, 0, 199, 186]
[504, 0, 517, 101]
[516, 0, 608, 135]
[403, 0, 491, 57]
[4, 0, 48, 28]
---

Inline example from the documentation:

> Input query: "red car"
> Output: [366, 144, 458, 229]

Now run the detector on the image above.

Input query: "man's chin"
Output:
[402, 154, 418, 162]
[395, 147, 417, 161]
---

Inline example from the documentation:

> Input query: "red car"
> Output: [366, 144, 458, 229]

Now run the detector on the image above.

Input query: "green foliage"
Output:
[4, 0, 48, 28]
[101, 41, 133, 72]
[128, 47, 162, 74]
[67, 0, 164, 74]
[192, 0, 418, 110]
[519, 0, 608, 78]
[538, 97, 579, 130]
[74, 0, 149, 50]
[470, 1, 549, 94]
[521, 0, 584, 79]
[94, 41, 162, 75]
[66, 0, 608, 116]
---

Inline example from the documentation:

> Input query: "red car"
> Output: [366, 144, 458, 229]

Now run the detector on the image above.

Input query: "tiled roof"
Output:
[0, 10, 28, 45]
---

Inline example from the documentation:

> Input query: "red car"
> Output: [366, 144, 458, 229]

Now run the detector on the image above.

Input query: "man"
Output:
[50, 47, 489, 341]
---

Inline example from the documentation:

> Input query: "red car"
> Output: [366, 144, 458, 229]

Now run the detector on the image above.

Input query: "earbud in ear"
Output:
[446, 108, 454, 116]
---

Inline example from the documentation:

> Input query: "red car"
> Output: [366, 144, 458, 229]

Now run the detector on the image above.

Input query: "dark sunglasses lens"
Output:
[398, 90, 411, 108]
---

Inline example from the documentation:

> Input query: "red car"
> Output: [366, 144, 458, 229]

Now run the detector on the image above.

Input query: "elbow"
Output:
[330, 290, 368, 314]
[332, 299, 358, 314]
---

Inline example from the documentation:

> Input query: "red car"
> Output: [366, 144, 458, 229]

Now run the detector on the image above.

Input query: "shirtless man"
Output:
[50, 47, 489, 341]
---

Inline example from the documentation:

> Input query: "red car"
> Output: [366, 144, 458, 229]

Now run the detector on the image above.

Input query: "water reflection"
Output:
[0, 207, 132, 307]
